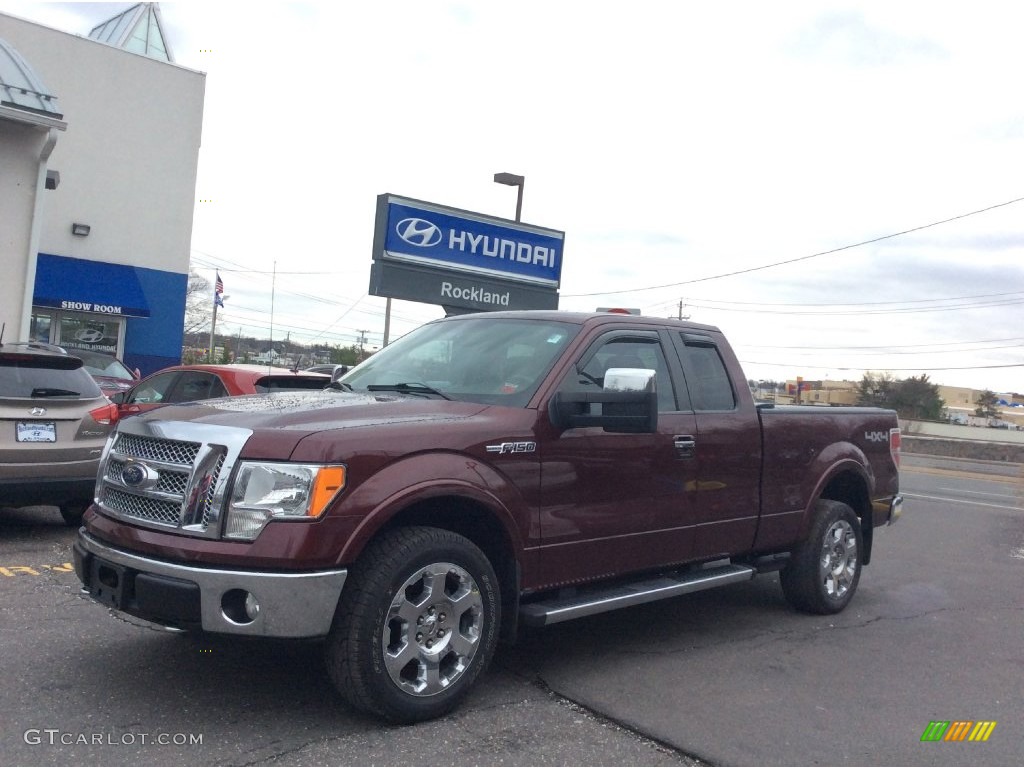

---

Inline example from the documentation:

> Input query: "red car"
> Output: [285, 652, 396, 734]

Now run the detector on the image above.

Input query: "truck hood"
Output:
[137, 390, 489, 433]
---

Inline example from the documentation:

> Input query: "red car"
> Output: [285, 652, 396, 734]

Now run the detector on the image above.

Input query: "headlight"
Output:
[224, 462, 346, 541]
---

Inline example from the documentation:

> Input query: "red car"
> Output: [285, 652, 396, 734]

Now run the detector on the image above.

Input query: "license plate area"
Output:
[88, 556, 130, 609]
[16, 422, 56, 442]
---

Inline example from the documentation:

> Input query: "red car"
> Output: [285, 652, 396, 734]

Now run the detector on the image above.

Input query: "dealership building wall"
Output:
[0, 9, 204, 375]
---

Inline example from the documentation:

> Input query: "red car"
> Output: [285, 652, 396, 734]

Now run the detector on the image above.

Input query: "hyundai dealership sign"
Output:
[370, 194, 564, 312]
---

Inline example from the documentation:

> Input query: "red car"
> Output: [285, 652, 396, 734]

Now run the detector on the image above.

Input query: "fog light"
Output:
[245, 592, 261, 620]
[221, 589, 259, 625]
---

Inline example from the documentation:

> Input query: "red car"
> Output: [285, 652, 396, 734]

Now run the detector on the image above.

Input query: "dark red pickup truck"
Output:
[74, 311, 902, 722]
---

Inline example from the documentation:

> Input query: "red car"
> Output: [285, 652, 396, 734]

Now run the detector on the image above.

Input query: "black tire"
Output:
[59, 503, 88, 528]
[325, 526, 500, 723]
[780, 500, 863, 615]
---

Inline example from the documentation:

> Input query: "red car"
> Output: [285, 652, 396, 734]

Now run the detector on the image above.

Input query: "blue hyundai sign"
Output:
[375, 195, 564, 286]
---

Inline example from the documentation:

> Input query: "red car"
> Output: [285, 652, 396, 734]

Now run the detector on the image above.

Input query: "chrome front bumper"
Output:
[74, 530, 347, 638]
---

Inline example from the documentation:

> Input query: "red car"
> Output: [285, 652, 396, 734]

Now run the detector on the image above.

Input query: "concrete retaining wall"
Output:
[902, 435, 1024, 464]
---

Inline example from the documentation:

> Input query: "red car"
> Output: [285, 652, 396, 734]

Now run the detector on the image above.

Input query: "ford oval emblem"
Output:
[396, 217, 443, 247]
[120, 460, 159, 490]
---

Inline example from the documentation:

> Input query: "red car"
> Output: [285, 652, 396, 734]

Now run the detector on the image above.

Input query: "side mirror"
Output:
[110, 390, 128, 405]
[549, 368, 658, 433]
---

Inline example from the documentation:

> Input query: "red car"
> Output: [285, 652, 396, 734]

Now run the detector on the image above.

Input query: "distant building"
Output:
[0, 4, 204, 375]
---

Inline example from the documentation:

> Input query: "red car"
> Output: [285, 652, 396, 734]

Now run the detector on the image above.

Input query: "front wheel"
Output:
[59, 502, 89, 527]
[780, 500, 863, 614]
[325, 527, 500, 723]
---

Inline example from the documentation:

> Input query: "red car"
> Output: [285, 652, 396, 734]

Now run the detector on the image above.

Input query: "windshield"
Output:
[66, 348, 135, 380]
[342, 317, 578, 406]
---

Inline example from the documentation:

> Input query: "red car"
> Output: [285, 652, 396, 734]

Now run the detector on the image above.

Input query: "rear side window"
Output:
[169, 371, 228, 403]
[678, 338, 736, 411]
[0, 356, 101, 399]
[255, 376, 328, 393]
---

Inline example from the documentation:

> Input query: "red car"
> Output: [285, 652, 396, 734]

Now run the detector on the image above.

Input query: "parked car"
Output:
[0, 341, 119, 526]
[62, 347, 140, 397]
[112, 364, 331, 416]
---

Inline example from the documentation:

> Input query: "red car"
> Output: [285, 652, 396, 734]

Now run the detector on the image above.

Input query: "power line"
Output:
[739, 360, 1024, 372]
[565, 195, 1024, 297]
[681, 297, 1024, 316]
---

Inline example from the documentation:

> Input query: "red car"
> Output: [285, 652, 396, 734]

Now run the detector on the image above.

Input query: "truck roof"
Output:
[436, 310, 722, 333]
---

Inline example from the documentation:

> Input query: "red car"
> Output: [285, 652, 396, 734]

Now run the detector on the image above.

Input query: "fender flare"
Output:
[334, 452, 527, 566]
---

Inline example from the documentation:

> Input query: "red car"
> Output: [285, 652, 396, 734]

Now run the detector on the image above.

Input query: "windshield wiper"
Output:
[30, 388, 81, 397]
[366, 382, 452, 400]
[327, 381, 354, 392]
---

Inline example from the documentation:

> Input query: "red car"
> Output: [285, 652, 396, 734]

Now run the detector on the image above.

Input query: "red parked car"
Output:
[112, 364, 330, 416]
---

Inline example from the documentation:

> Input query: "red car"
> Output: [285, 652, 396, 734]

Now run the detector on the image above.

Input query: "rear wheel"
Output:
[780, 500, 862, 614]
[325, 527, 500, 723]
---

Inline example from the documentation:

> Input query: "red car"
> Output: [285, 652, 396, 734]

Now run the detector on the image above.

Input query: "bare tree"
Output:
[184, 270, 212, 335]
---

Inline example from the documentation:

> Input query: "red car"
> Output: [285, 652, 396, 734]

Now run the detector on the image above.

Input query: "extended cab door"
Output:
[670, 331, 762, 560]
[537, 329, 700, 587]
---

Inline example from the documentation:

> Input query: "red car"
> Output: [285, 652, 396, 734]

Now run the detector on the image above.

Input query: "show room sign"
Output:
[369, 194, 564, 313]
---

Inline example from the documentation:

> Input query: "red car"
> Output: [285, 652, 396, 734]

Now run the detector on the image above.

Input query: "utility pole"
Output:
[357, 330, 369, 361]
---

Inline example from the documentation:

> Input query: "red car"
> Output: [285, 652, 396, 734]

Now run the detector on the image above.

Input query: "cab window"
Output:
[563, 334, 678, 412]
[678, 337, 735, 411]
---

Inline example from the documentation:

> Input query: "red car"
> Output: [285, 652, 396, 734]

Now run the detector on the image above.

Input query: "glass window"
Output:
[679, 340, 736, 411]
[565, 336, 677, 412]
[129, 372, 178, 405]
[29, 312, 53, 344]
[343, 317, 579, 406]
[57, 316, 122, 356]
[169, 372, 227, 403]
[256, 376, 330, 393]
[0, 355, 99, 399]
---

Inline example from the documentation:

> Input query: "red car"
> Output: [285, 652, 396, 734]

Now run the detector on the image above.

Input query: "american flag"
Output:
[215, 271, 224, 295]
[214, 271, 224, 307]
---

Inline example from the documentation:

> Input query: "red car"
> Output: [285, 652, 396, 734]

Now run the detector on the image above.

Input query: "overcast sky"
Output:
[3, 1, 1023, 394]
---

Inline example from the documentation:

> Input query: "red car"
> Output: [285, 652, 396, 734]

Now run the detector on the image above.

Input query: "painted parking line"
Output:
[902, 492, 1023, 512]
[0, 563, 74, 577]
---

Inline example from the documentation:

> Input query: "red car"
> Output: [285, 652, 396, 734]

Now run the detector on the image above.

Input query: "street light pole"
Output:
[493, 172, 524, 222]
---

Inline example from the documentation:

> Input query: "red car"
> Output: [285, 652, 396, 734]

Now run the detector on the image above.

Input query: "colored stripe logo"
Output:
[921, 721, 997, 742]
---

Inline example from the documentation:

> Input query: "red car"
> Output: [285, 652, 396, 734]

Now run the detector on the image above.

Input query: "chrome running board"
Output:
[519, 563, 756, 627]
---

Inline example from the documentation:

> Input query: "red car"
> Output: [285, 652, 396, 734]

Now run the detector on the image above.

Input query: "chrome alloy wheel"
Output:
[382, 562, 484, 697]
[819, 519, 858, 599]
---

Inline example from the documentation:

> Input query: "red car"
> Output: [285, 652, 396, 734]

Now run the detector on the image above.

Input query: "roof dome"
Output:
[0, 36, 62, 118]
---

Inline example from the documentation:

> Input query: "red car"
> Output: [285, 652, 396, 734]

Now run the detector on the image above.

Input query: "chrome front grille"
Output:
[96, 420, 252, 539]
[103, 487, 181, 525]
[113, 432, 201, 465]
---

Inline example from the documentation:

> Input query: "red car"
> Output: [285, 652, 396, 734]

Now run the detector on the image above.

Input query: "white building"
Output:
[0, 3, 204, 374]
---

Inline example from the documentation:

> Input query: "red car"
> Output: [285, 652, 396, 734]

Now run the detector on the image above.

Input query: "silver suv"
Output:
[0, 342, 117, 526]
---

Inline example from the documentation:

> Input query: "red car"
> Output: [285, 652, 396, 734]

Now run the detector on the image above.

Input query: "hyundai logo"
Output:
[29, 406, 46, 416]
[120, 460, 160, 490]
[75, 328, 105, 343]
[396, 217, 443, 247]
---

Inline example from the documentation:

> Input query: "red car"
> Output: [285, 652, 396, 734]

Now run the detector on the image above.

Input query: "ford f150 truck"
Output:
[73, 311, 902, 722]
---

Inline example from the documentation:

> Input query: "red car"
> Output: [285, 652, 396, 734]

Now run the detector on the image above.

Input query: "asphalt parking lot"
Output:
[1, 455, 1021, 766]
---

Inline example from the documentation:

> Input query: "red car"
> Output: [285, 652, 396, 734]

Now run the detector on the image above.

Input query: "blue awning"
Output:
[33, 253, 151, 318]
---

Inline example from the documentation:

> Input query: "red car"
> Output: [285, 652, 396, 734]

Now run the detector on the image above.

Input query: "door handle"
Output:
[674, 435, 696, 458]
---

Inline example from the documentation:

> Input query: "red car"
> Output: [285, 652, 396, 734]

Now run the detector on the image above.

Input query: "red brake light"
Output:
[89, 402, 120, 426]
[889, 428, 901, 468]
